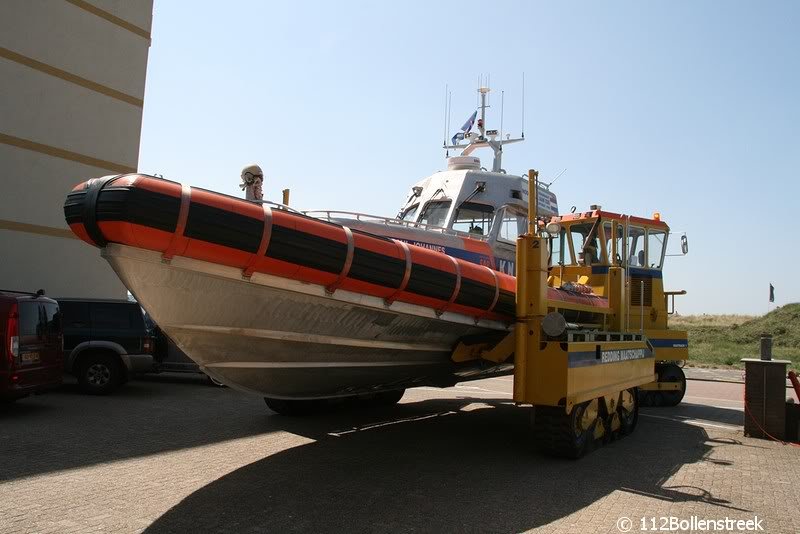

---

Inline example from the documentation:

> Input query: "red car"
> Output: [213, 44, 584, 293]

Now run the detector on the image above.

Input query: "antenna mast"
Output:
[547, 168, 567, 187]
[521, 72, 525, 139]
[443, 80, 525, 172]
[446, 90, 452, 154]
[500, 90, 505, 144]
[442, 84, 448, 148]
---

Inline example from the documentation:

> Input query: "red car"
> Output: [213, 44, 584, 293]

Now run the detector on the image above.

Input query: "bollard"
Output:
[760, 333, 773, 361]
[742, 355, 790, 440]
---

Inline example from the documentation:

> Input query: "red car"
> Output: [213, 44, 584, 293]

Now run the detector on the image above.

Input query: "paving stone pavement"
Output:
[1, 374, 798, 533]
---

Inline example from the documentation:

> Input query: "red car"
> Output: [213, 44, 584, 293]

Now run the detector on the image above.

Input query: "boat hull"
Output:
[104, 244, 511, 398]
[62, 175, 606, 399]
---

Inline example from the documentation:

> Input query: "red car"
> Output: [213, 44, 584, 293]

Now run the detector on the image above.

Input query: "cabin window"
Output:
[570, 228, 586, 264]
[452, 202, 494, 236]
[626, 227, 646, 267]
[647, 229, 667, 269]
[497, 207, 527, 242]
[549, 228, 569, 265]
[417, 200, 451, 228]
[604, 222, 624, 265]
[400, 204, 419, 222]
[568, 223, 603, 265]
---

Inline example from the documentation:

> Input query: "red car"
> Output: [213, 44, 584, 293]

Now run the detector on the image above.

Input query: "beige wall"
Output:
[0, 0, 153, 298]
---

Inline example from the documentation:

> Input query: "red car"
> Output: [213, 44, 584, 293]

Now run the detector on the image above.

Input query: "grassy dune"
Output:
[670, 303, 800, 369]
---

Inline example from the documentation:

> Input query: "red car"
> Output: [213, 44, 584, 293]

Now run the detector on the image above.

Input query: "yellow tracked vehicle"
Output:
[453, 170, 688, 457]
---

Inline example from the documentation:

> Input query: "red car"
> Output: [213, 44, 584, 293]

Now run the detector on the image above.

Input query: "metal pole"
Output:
[611, 221, 618, 265]
[762, 371, 767, 437]
[529, 171, 538, 233]
[624, 217, 630, 333]
[480, 90, 487, 133]
[640, 280, 644, 333]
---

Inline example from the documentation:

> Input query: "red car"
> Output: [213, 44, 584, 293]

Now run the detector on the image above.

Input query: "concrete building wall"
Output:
[0, 0, 153, 298]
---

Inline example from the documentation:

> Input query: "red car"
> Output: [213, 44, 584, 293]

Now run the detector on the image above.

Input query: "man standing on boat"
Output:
[240, 164, 264, 201]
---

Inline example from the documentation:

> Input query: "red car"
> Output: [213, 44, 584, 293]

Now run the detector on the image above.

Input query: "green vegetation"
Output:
[670, 303, 800, 369]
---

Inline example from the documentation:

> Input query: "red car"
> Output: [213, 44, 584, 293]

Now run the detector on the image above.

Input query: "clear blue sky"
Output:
[138, 1, 799, 315]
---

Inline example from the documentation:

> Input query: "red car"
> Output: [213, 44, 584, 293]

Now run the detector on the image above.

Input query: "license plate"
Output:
[21, 352, 40, 363]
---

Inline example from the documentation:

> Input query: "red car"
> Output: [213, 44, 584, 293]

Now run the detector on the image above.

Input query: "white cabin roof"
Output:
[398, 168, 558, 221]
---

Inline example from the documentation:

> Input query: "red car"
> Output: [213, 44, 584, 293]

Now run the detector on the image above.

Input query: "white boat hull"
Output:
[102, 244, 512, 399]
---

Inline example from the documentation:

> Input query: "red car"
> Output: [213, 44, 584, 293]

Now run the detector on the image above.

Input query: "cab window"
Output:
[497, 207, 527, 242]
[604, 222, 624, 265]
[417, 200, 451, 228]
[569, 222, 603, 265]
[627, 227, 646, 267]
[647, 229, 667, 269]
[549, 228, 571, 265]
[452, 202, 494, 236]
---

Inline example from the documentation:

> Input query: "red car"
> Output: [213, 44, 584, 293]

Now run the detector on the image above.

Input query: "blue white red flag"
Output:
[451, 111, 478, 144]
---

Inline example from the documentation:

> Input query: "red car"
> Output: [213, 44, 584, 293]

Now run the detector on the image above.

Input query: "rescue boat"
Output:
[62, 86, 609, 403]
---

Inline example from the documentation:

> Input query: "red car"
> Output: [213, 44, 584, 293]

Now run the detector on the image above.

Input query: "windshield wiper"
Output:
[455, 181, 487, 211]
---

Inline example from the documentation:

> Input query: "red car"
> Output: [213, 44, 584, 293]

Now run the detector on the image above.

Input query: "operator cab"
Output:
[544, 206, 687, 331]
[546, 207, 669, 274]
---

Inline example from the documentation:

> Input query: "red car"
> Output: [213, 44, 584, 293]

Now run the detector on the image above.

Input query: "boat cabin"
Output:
[310, 156, 558, 275]
[396, 155, 559, 240]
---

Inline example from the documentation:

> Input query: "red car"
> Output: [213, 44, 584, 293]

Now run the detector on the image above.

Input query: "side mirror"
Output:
[681, 234, 689, 255]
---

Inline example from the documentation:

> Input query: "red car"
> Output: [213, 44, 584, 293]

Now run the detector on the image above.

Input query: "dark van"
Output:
[57, 298, 154, 394]
[0, 290, 63, 402]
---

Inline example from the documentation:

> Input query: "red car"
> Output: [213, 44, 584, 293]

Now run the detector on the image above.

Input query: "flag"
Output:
[769, 283, 775, 303]
[451, 110, 477, 145]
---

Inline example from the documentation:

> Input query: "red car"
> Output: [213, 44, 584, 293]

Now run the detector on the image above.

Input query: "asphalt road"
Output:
[1, 374, 798, 533]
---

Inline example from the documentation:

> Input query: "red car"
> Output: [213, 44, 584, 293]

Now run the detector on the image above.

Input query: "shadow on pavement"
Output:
[144, 398, 732, 534]
[0, 376, 275, 482]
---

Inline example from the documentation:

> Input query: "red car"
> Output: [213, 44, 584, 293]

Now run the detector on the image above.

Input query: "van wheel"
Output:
[78, 354, 122, 395]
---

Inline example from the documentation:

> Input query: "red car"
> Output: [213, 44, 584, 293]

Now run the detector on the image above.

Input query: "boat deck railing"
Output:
[303, 210, 491, 242]
[251, 199, 304, 214]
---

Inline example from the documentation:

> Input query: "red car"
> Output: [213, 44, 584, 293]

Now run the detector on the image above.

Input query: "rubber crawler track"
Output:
[532, 388, 639, 458]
